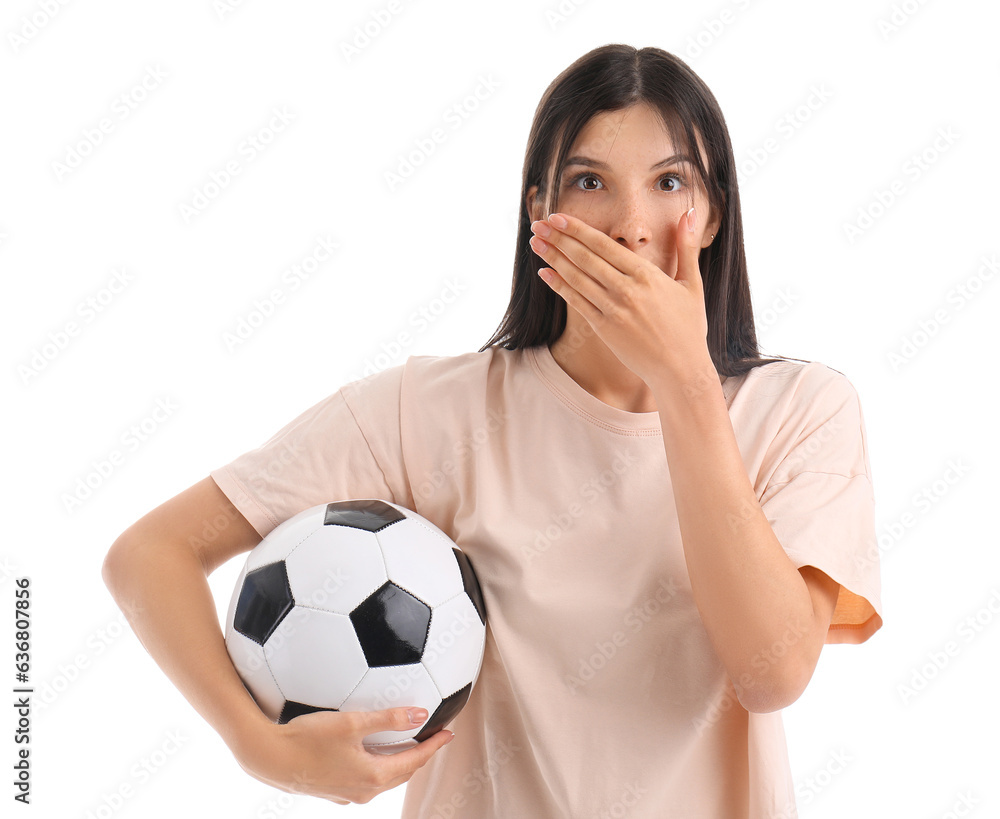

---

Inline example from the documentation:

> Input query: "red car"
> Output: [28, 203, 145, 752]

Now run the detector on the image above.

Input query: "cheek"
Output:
[555, 191, 598, 219]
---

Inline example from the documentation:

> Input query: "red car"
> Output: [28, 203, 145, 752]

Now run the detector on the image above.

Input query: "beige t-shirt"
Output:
[211, 344, 882, 819]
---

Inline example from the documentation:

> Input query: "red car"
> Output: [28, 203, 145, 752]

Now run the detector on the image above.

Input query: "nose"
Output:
[609, 194, 651, 249]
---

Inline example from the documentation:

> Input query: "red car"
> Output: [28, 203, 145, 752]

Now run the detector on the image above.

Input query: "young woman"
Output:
[103, 44, 883, 818]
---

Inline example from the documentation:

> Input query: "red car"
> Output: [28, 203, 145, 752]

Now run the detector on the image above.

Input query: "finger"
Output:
[545, 212, 647, 279]
[534, 223, 618, 289]
[357, 706, 429, 739]
[357, 707, 453, 770]
[377, 726, 456, 780]
[675, 207, 703, 288]
[662, 235, 679, 281]
[531, 231, 608, 303]
[532, 238, 609, 318]
[538, 267, 606, 328]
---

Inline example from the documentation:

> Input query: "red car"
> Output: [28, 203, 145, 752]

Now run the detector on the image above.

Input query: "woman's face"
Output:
[528, 103, 720, 278]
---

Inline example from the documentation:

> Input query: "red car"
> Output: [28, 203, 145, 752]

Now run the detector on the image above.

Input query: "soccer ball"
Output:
[224, 499, 487, 754]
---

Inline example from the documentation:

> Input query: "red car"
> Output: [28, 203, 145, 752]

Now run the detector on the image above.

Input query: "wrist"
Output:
[649, 349, 720, 403]
[223, 699, 279, 762]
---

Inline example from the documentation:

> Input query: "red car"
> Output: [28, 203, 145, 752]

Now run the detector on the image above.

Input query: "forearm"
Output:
[651, 359, 815, 711]
[102, 536, 271, 753]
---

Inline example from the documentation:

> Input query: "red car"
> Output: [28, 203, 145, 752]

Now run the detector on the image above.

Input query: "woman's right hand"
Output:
[233, 707, 455, 805]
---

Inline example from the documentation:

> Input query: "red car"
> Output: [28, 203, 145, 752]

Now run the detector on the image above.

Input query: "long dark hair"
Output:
[478, 43, 806, 378]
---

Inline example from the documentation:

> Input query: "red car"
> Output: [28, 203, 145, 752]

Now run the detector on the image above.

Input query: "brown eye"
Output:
[566, 173, 601, 191]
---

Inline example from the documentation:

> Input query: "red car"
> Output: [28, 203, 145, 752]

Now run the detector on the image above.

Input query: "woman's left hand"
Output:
[529, 207, 714, 389]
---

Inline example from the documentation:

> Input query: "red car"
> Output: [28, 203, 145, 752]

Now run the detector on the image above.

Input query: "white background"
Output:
[3, 0, 998, 816]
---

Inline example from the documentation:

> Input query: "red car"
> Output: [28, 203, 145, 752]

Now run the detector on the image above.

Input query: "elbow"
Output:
[102, 529, 151, 603]
[101, 534, 132, 599]
[102, 532, 158, 626]
[735, 665, 811, 714]
[739, 681, 802, 714]
[736, 623, 825, 713]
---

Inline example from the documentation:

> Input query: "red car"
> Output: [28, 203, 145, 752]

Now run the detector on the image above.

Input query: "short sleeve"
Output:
[758, 364, 883, 645]
[210, 363, 411, 539]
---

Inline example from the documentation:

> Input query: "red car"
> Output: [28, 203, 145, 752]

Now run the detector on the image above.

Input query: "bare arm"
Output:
[102, 476, 454, 804]
[102, 476, 271, 751]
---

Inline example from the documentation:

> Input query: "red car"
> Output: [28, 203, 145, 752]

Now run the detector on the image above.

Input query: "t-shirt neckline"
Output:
[525, 344, 734, 435]
[526, 344, 665, 433]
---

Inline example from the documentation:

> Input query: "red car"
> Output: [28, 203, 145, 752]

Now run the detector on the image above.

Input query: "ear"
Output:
[526, 185, 542, 223]
[702, 206, 723, 249]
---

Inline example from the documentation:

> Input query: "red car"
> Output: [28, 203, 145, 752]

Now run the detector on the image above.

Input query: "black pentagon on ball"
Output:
[414, 682, 473, 742]
[453, 548, 487, 625]
[351, 581, 431, 667]
[278, 700, 338, 725]
[324, 499, 406, 532]
[234, 561, 294, 645]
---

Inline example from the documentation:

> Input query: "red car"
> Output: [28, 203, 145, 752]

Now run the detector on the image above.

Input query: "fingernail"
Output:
[409, 708, 428, 725]
[444, 731, 455, 743]
[530, 220, 551, 238]
[549, 213, 568, 229]
[687, 207, 696, 233]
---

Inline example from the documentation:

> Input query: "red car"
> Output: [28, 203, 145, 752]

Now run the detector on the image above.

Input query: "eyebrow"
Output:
[562, 154, 693, 172]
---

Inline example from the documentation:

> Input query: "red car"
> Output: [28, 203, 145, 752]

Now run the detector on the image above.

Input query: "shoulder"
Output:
[400, 346, 519, 397]
[742, 359, 873, 489]
[736, 358, 862, 412]
[403, 346, 510, 379]
[744, 358, 870, 473]
[340, 346, 512, 411]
